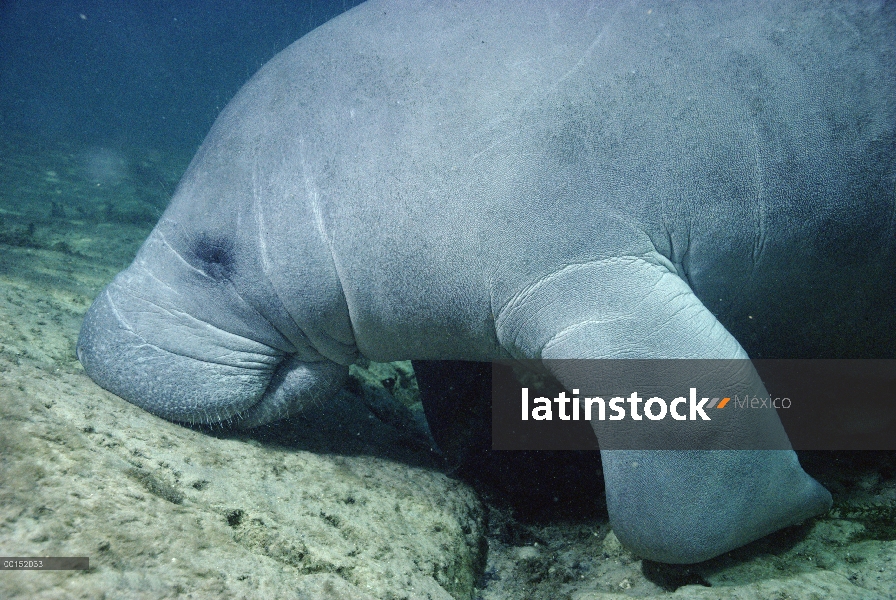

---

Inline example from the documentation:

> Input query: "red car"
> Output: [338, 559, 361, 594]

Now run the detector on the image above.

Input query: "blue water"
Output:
[0, 0, 362, 151]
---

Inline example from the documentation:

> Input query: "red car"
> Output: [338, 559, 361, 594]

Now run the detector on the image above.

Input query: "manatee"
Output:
[77, 0, 896, 563]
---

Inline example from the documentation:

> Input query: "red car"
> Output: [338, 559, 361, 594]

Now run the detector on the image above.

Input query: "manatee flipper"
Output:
[597, 449, 832, 563]
[498, 255, 832, 563]
[413, 360, 493, 468]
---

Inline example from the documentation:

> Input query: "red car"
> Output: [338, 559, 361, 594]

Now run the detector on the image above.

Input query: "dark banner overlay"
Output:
[491, 359, 896, 450]
[0, 557, 89, 570]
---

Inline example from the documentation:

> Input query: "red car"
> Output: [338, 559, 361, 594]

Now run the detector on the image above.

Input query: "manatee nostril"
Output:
[191, 233, 235, 281]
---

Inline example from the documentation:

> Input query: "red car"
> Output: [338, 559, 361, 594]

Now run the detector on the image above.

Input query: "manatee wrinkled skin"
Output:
[77, 0, 895, 564]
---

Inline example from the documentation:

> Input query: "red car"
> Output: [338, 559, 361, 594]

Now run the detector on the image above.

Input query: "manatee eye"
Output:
[191, 234, 235, 281]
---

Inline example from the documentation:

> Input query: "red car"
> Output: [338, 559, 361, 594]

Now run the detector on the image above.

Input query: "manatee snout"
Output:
[77, 281, 347, 428]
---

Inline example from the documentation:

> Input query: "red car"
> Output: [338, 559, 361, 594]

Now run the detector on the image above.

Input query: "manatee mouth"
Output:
[77, 285, 347, 428]
[231, 354, 348, 428]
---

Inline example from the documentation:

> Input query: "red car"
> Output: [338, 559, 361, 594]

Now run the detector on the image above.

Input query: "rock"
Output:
[0, 339, 485, 599]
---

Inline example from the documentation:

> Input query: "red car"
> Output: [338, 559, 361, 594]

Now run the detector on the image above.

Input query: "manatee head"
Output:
[77, 216, 353, 428]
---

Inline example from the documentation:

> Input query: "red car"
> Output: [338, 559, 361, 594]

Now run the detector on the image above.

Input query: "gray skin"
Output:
[77, 0, 895, 564]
